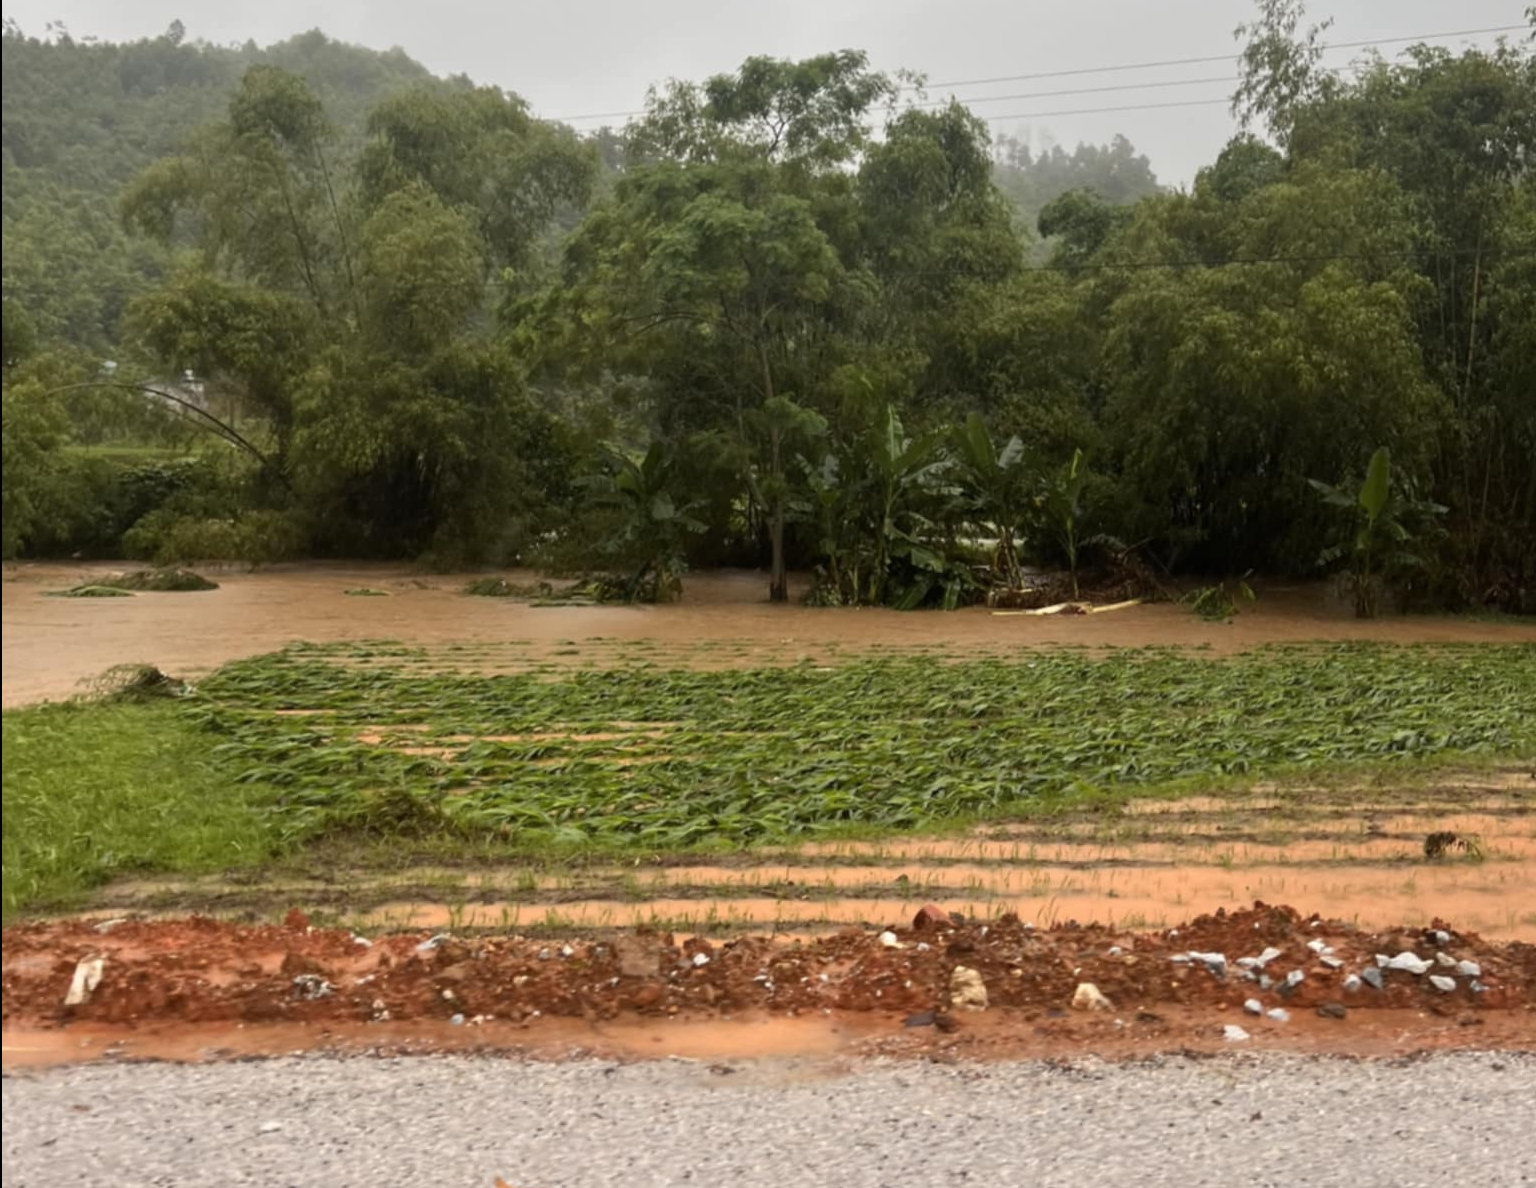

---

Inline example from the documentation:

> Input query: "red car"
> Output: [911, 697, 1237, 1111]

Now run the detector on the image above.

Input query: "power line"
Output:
[916, 24, 1523, 91]
[978, 97, 1233, 123]
[543, 24, 1523, 125]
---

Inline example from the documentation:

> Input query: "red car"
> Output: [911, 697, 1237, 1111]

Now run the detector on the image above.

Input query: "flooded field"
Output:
[5, 562, 1532, 706]
[73, 766, 1536, 941]
[5, 562, 1533, 1061]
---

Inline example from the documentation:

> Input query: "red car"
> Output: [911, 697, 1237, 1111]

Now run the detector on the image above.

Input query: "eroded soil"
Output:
[82, 769, 1536, 943]
[4, 903, 1533, 1068]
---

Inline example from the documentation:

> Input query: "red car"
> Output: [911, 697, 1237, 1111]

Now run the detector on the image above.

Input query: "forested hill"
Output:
[2, 20, 1165, 352]
[1, 23, 447, 349]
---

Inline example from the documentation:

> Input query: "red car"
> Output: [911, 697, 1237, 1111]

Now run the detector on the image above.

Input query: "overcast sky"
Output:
[2, 1, 1525, 184]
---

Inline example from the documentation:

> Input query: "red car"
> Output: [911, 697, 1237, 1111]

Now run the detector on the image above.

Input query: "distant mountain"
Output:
[1, 23, 453, 350]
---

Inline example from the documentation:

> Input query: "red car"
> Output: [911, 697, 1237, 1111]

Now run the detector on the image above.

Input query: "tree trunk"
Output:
[768, 419, 787, 602]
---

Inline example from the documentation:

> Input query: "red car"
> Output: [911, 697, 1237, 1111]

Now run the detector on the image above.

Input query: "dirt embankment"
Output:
[5, 903, 1533, 1067]
[6, 563, 1534, 706]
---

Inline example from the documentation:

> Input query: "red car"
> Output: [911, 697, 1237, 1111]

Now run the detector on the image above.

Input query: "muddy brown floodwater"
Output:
[5, 562, 1533, 706]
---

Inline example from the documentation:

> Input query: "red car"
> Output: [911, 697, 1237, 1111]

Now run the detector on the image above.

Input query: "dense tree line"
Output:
[3, 3, 1533, 612]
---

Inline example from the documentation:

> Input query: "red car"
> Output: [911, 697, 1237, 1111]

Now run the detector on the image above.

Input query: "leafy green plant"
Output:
[1040, 447, 1091, 598]
[1309, 447, 1447, 618]
[949, 413, 1031, 591]
[1183, 576, 1257, 621]
[582, 441, 706, 603]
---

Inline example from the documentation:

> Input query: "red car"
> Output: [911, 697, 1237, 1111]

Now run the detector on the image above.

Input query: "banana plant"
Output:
[949, 412, 1030, 590]
[1309, 446, 1446, 617]
[1041, 447, 1090, 598]
[584, 440, 705, 602]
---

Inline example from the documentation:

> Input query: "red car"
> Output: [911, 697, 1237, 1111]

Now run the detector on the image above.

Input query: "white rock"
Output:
[1342, 974, 1363, 993]
[691, 952, 710, 967]
[258, 1122, 283, 1134]
[91, 919, 126, 934]
[63, 957, 105, 1006]
[559, 944, 575, 959]
[878, 930, 904, 949]
[1432, 929, 1451, 946]
[1266, 1008, 1291, 1022]
[1284, 970, 1305, 988]
[951, 966, 989, 1011]
[1255, 946, 1283, 967]
[1429, 975, 1457, 993]
[1223, 1024, 1251, 1042]
[1243, 998, 1263, 1015]
[1071, 982, 1113, 1012]
[1306, 939, 1328, 954]
[1386, 951, 1432, 975]
[1320, 955, 1344, 969]
[415, 934, 449, 954]
[1435, 951, 1456, 968]
[1456, 960, 1482, 979]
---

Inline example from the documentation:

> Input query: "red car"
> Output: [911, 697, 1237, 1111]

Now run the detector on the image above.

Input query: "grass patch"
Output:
[49, 585, 134, 598]
[1, 701, 280, 919]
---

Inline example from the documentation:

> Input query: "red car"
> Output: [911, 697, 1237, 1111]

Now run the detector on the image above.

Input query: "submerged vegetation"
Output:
[5, 640, 1529, 916]
[1, 4, 1531, 612]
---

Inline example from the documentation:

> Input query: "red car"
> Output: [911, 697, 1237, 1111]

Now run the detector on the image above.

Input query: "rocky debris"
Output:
[1435, 952, 1456, 968]
[1384, 952, 1432, 975]
[912, 904, 955, 930]
[1429, 976, 1457, 994]
[1070, 983, 1113, 1012]
[1223, 1024, 1251, 1042]
[1266, 1008, 1291, 1023]
[1316, 1003, 1348, 1020]
[1457, 960, 1482, 979]
[1243, 998, 1264, 1016]
[1186, 951, 1227, 978]
[950, 966, 988, 1011]
[612, 935, 661, 978]
[291, 974, 333, 1000]
[63, 958, 105, 1007]
[1319, 956, 1344, 970]
[3, 901, 1526, 1035]
[1237, 946, 1284, 970]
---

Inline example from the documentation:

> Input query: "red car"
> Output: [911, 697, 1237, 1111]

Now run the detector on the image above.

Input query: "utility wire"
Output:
[544, 24, 1523, 124]
[916, 24, 1523, 91]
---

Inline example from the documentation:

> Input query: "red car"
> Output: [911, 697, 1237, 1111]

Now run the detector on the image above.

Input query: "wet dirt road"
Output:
[5, 562, 1533, 706]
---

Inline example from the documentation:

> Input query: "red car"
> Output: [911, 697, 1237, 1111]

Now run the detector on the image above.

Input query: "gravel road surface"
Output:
[5, 1052, 1533, 1187]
